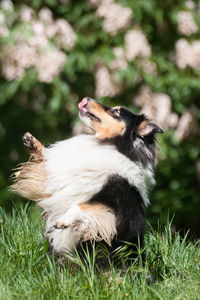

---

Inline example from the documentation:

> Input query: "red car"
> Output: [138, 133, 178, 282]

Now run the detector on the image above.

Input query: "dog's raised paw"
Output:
[23, 132, 37, 150]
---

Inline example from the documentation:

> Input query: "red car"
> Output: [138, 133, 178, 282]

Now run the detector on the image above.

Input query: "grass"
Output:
[0, 204, 199, 300]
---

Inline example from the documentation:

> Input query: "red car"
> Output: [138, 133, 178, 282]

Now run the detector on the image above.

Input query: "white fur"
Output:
[38, 134, 155, 251]
[79, 112, 93, 130]
[40, 135, 154, 215]
[47, 226, 79, 253]
[47, 204, 117, 251]
[133, 137, 153, 159]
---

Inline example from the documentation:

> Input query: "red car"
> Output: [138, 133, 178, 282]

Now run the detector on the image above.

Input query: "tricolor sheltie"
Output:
[11, 97, 163, 263]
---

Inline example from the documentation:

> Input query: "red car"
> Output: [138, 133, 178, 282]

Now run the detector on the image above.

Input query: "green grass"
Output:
[0, 204, 199, 300]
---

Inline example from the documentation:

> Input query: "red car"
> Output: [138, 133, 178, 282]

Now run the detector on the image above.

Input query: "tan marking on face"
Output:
[113, 106, 121, 111]
[87, 102, 126, 139]
[111, 106, 121, 117]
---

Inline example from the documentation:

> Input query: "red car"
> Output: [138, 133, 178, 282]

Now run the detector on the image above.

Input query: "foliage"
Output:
[0, 205, 200, 299]
[0, 0, 199, 234]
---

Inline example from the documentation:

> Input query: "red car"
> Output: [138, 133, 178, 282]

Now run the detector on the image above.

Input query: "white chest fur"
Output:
[40, 135, 155, 217]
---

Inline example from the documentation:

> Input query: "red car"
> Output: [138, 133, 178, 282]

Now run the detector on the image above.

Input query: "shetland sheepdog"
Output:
[11, 97, 163, 262]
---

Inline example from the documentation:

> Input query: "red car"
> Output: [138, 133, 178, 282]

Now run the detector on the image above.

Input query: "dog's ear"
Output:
[137, 118, 163, 137]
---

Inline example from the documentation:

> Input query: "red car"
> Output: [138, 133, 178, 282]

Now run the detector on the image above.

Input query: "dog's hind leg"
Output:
[23, 132, 43, 161]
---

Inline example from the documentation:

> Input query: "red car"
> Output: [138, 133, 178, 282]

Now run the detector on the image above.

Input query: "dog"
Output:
[11, 97, 163, 263]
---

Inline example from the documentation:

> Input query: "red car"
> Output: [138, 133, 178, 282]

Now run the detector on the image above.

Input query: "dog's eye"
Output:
[110, 108, 120, 115]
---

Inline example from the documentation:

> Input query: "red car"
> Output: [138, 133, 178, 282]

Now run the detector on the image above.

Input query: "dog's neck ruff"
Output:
[42, 135, 155, 216]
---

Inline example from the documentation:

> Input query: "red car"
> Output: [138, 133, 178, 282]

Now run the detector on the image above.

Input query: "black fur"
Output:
[99, 105, 162, 167]
[79, 100, 163, 264]
[79, 175, 146, 265]
[90, 175, 145, 246]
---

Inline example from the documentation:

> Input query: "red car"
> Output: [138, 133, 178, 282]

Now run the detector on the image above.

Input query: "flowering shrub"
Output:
[0, 5, 76, 82]
[0, 0, 199, 234]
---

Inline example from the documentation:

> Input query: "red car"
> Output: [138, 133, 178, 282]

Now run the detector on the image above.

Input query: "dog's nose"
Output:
[78, 97, 97, 110]
[78, 98, 88, 110]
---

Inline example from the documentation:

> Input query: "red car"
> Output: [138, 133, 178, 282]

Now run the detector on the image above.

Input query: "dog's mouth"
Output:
[78, 98, 101, 122]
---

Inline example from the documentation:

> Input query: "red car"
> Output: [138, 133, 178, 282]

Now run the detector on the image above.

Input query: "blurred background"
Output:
[0, 0, 199, 236]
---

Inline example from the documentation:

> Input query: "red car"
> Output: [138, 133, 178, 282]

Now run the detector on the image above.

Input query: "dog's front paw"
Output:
[53, 220, 70, 229]
[53, 206, 82, 230]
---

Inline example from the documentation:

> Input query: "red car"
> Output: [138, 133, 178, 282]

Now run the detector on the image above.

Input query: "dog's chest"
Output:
[42, 135, 154, 212]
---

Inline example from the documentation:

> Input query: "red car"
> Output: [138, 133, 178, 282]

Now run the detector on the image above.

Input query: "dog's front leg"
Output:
[23, 132, 44, 161]
[51, 203, 117, 250]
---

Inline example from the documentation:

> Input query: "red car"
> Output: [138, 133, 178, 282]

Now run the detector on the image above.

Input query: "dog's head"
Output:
[78, 97, 163, 165]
